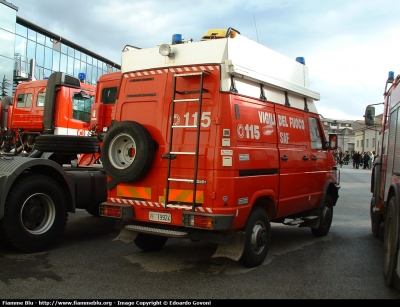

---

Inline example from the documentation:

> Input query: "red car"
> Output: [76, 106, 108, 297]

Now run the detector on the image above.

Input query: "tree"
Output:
[1, 75, 12, 98]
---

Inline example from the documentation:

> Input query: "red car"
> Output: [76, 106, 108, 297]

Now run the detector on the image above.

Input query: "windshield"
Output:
[72, 91, 95, 122]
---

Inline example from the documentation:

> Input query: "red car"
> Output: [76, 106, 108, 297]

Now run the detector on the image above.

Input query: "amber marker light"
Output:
[192, 215, 214, 229]
[101, 205, 122, 218]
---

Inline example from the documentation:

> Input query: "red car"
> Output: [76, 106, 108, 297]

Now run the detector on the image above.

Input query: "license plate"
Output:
[149, 211, 171, 223]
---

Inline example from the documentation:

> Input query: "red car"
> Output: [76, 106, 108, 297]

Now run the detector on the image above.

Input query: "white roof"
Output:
[121, 32, 320, 101]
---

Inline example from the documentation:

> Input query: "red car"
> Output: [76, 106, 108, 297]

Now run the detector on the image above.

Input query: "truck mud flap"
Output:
[212, 231, 245, 261]
[113, 228, 138, 244]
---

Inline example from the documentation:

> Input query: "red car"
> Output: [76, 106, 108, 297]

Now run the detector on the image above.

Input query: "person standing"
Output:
[368, 151, 374, 169]
[353, 151, 361, 169]
[363, 152, 370, 169]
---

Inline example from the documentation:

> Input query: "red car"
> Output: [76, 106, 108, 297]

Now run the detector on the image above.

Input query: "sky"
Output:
[8, 0, 400, 120]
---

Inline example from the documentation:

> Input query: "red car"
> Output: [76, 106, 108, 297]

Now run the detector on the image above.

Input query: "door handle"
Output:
[312, 156, 317, 161]
[302, 156, 309, 161]
[281, 155, 288, 161]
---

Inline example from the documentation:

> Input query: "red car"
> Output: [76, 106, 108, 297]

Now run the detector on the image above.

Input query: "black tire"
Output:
[134, 233, 168, 251]
[370, 197, 383, 238]
[0, 174, 68, 253]
[35, 135, 99, 154]
[311, 194, 333, 237]
[102, 121, 155, 183]
[383, 196, 399, 287]
[371, 162, 383, 238]
[239, 206, 271, 268]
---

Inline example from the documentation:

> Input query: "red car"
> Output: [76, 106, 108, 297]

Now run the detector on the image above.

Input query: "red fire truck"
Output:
[0, 75, 95, 155]
[78, 71, 121, 165]
[99, 28, 340, 267]
[367, 71, 400, 289]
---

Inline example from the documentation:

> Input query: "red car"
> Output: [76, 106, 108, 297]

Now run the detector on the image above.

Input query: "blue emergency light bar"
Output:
[172, 34, 184, 44]
[78, 72, 86, 82]
[388, 71, 395, 83]
[296, 57, 305, 65]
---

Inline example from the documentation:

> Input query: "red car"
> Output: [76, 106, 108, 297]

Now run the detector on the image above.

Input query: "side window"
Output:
[309, 116, 323, 150]
[37, 92, 46, 107]
[102, 86, 118, 104]
[16, 93, 32, 108]
[72, 92, 95, 122]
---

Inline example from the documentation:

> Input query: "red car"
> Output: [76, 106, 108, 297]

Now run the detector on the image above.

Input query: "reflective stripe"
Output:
[123, 65, 219, 78]
[109, 198, 212, 213]
[117, 185, 151, 199]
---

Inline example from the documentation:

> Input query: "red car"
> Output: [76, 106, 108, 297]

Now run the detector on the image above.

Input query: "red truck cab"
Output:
[1, 75, 95, 154]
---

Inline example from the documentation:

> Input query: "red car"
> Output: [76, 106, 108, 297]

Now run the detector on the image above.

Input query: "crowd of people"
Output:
[332, 150, 377, 169]
[351, 151, 376, 169]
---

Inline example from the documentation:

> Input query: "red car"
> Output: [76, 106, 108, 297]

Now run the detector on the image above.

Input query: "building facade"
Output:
[0, 0, 120, 97]
[320, 115, 382, 155]
[353, 114, 382, 155]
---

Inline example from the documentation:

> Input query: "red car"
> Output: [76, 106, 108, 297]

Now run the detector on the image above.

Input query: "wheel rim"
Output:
[251, 222, 267, 254]
[20, 193, 56, 235]
[108, 133, 137, 169]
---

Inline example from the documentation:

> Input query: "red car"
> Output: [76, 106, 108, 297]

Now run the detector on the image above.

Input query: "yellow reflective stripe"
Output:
[164, 189, 204, 203]
[117, 185, 151, 199]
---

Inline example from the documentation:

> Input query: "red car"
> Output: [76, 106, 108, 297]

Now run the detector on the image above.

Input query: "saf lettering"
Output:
[280, 132, 289, 143]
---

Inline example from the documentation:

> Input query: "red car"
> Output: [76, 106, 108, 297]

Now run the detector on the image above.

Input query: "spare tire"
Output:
[35, 135, 99, 154]
[102, 121, 154, 183]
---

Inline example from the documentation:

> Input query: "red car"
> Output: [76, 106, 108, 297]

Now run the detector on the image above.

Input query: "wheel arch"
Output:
[248, 191, 277, 220]
[321, 179, 339, 207]
[0, 159, 75, 220]
[387, 183, 400, 210]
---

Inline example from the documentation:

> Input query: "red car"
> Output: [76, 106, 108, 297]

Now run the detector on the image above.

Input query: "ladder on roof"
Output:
[163, 70, 210, 211]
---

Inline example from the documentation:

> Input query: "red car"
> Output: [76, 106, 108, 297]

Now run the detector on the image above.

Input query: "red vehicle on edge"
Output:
[367, 71, 400, 289]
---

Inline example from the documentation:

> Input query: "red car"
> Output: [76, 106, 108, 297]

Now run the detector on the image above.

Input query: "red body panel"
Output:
[107, 65, 337, 230]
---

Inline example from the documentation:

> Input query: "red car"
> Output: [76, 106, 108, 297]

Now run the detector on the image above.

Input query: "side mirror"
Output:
[328, 134, 338, 150]
[364, 106, 375, 126]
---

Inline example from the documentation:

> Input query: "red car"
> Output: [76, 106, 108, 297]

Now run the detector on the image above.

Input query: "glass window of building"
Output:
[44, 68, 52, 79]
[52, 50, 60, 72]
[15, 23, 27, 37]
[86, 64, 93, 84]
[87, 55, 92, 67]
[97, 66, 102, 81]
[44, 46, 52, 70]
[75, 50, 81, 61]
[27, 39, 36, 59]
[36, 43, 44, 67]
[0, 5, 16, 32]
[36, 32, 45, 45]
[27, 28, 36, 41]
[14, 35, 27, 57]
[68, 46, 74, 57]
[35, 66, 44, 80]
[81, 63, 87, 75]
[45, 36, 52, 48]
[74, 60, 81, 78]
[60, 53, 67, 72]
[61, 43, 67, 55]
[67, 55, 74, 75]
